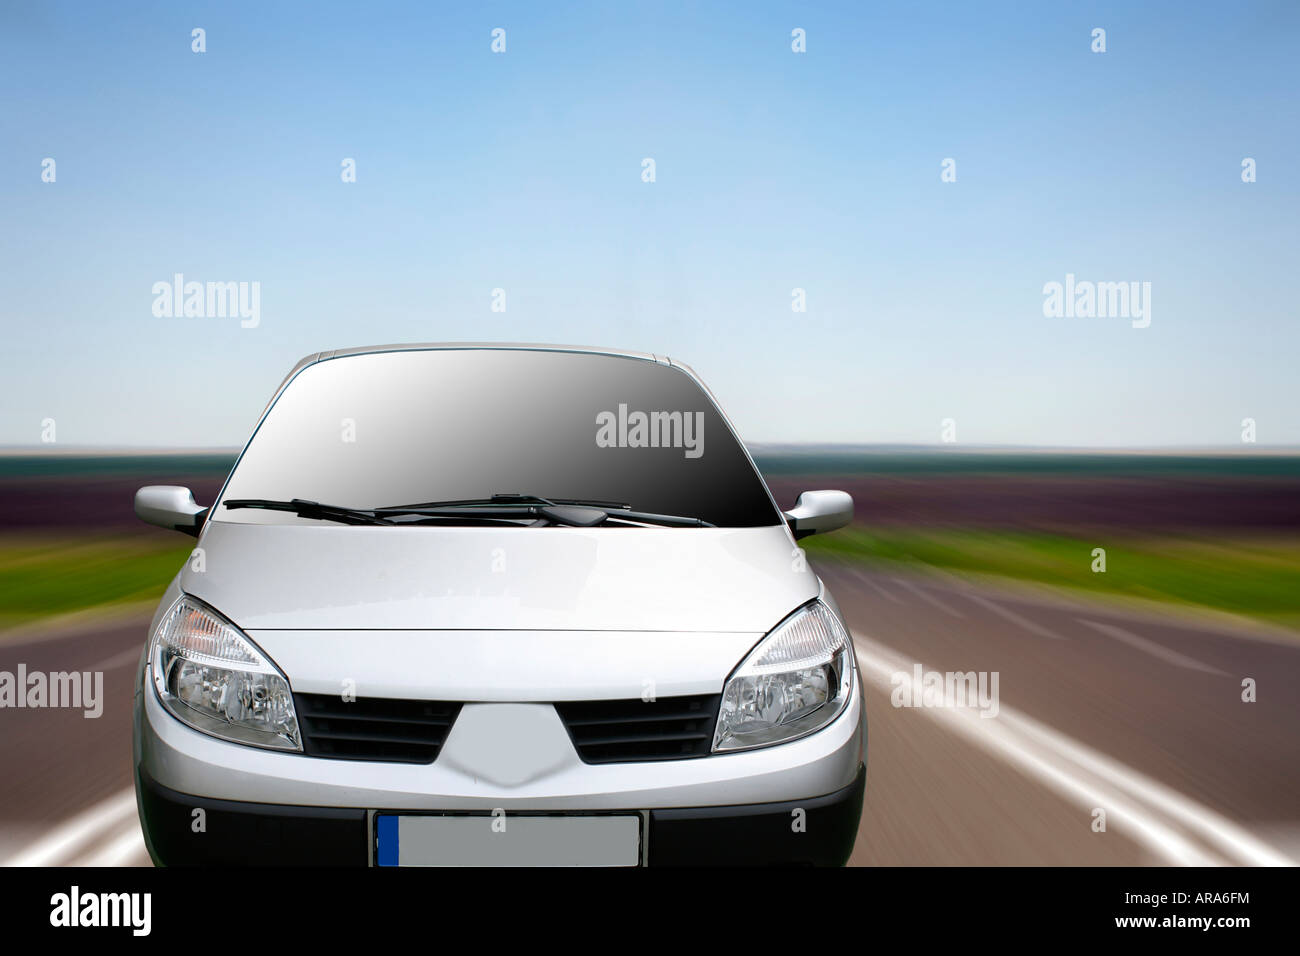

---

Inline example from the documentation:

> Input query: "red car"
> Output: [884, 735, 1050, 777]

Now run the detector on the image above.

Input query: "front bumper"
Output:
[137, 764, 866, 866]
[136, 660, 865, 810]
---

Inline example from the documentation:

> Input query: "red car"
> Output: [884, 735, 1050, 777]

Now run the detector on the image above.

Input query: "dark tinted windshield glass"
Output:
[218, 349, 779, 528]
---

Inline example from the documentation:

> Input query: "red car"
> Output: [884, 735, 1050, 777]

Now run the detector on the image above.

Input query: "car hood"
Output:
[184, 520, 815, 633]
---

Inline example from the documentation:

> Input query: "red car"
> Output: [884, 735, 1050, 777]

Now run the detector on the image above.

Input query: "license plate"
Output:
[374, 813, 643, 867]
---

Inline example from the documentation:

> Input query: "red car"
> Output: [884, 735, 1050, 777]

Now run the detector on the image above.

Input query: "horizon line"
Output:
[2, 443, 1299, 457]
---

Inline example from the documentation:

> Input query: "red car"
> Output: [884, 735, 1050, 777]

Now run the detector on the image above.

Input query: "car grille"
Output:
[295, 693, 462, 764]
[554, 694, 721, 763]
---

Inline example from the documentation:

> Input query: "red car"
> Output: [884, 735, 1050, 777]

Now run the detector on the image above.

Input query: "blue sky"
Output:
[1, 0, 1297, 448]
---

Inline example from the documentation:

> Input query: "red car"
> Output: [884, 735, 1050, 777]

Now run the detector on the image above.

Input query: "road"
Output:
[1, 563, 1296, 866]
[827, 563, 1300, 865]
[0, 615, 149, 866]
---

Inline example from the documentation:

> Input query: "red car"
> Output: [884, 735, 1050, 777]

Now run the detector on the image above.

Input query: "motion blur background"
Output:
[1, 0, 1297, 865]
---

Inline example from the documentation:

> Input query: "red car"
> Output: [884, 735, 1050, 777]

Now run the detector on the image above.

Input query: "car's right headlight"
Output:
[150, 595, 301, 752]
[713, 600, 855, 752]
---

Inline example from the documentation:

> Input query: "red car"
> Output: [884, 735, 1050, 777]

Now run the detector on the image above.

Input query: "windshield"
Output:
[216, 349, 781, 528]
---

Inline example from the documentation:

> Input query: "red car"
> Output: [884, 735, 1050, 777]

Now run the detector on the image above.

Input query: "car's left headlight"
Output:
[713, 600, 854, 752]
[149, 595, 301, 752]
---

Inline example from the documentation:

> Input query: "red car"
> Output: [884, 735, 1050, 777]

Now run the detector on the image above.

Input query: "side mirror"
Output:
[135, 486, 208, 537]
[783, 489, 853, 540]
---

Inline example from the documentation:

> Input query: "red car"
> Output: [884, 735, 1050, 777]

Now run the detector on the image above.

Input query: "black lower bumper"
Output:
[649, 764, 866, 866]
[138, 764, 866, 867]
[138, 769, 368, 866]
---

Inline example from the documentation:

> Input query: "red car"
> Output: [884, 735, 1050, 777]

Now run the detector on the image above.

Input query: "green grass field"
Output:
[806, 528, 1300, 631]
[0, 536, 193, 630]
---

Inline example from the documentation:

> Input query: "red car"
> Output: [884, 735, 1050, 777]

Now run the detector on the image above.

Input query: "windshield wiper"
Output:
[223, 499, 397, 526]
[375, 493, 717, 528]
[224, 497, 608, 529]
[598, 509, 715, 528]
[379, 494, 628, 511]
[225, 495, 716, 529]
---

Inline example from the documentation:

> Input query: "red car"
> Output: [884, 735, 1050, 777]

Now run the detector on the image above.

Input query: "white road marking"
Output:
[1005, 701, 1293, 868]
[845, 566, 903, 604]
[891, 578, 964, 618]
[85, 645, 144, 674]
[1254, 826, 1300, 861]
[852, 630, 1293, 867]
[3, 787, 137, 867]
[966, 594, 1067, 640]
[1079, 620, 1228, 676]
[78, 822, 149, 867]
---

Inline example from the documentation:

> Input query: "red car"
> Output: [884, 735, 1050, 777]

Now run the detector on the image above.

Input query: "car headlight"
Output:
[150, 595, 301, 752]
[713, 600, 854, 752]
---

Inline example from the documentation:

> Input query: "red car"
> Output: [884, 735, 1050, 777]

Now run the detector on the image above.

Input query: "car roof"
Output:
[294, 341, 663, 373]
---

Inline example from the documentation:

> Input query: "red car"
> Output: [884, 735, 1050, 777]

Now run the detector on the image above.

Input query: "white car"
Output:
[131, 344, 866, 866]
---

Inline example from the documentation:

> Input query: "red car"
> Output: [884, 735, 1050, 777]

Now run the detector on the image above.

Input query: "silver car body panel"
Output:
[184, 522, 814, 633]
[251, 629, 764, 701]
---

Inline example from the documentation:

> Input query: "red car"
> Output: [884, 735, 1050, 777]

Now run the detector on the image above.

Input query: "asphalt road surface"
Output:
[2, 564, 1296, 866]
